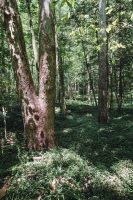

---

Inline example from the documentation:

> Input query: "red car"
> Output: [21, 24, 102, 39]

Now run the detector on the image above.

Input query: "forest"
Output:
[0, 0, 133, 199]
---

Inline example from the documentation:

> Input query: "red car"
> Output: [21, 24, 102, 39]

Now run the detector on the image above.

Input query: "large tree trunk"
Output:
[98, 0, 108, 123]
[2, 0, 56, 150]
[39, 0, 56, 148]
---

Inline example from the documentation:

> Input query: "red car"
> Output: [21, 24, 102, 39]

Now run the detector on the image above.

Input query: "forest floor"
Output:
[0, 103, 133, 200]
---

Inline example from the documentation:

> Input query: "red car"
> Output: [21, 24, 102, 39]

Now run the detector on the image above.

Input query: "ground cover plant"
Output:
[0, 0, 133, 199]
[0, 103, 133, 200]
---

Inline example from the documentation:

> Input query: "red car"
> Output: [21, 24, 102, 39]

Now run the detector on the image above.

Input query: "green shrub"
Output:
[6, 149, 89, 200]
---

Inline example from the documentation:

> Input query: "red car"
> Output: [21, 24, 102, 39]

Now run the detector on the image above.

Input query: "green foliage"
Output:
[0, 104, 133, 200]
[0, 0, 133, 198]
[1, 0, 132, 111]
[6, 149, 88, 200]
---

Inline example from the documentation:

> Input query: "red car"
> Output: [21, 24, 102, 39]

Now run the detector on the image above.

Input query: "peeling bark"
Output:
[2, 0, 56, 150]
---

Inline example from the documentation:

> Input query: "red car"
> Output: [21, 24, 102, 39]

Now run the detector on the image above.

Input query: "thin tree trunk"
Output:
[25, 0, 39, 88]
[117, 60, 123, 111]
[55, 31, 60, 103]
[54, 13, 66, 113]
[25, 0, 39, 74]
[58, 54, 66, 114]
[67, 73, 72, 99]
[98, 0, 108, 123]
[117, 5, 124, 112]
[81, 40, 98, 107]
[109, 65, 113, 110]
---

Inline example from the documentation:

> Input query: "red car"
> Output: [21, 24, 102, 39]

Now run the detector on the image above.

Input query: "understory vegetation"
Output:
[0, 103, 133, 200]
[0, 0, 133, 199]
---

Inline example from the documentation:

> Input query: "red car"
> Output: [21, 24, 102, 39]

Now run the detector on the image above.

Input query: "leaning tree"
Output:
[0, 0, 56, 150]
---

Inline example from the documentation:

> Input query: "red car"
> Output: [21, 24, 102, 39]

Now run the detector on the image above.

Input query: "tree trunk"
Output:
[117, 60, 123, 111]
[98, 0, 108, 123]
[117, 5, 124, 112]
[58, 54, 66, 114]
[55, 27, 66, 113]
[2, 0, 56, 150]
[109, 65, 113, 110]
[55, 30, 60, 104]
[25, 0, 39, 77]
[0, 15, 5, 101]
[38, 0, 56, 148]
[81, 40, 98, 107]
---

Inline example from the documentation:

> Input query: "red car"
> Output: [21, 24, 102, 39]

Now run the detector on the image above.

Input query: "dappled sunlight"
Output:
[66, 115, 74, 120]
[113, 114, 132, 121]
[55, 107, 61, 114]
[0, 105, 133, 199]
[4, 148, 133, 199]
[1, 104, 133, 199]
[0, 0, 132, 197]
[111, 160, 133, 186]
[63, 128, 72, 134]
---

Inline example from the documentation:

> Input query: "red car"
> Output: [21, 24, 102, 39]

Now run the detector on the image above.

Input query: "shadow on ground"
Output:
[0, 104, 133, 199]
[56, 105, 133, 199]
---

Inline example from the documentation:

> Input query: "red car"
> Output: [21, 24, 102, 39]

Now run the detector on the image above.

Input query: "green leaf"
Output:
[106, 7, 113, 15]
[66, 0, 73, 9]
[131, 13, 133, 21]
[106, 25, 112, 33]
[60, 0, 66, 7]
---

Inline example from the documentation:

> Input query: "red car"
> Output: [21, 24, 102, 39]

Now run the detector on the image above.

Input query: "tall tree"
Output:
[1, 0, 56, 150]
[117, 3, 124, 111]
[25, 0, 39, 75]
[98, 0, 108, 123]
[54, 4, 66, 114]
[58, 48, 66, 114]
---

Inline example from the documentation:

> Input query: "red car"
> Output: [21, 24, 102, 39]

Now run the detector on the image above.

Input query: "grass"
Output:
[0, 103, 133, 199]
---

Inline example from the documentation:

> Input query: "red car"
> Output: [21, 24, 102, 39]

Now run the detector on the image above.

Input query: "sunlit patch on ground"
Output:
[0, 106, 133, 199]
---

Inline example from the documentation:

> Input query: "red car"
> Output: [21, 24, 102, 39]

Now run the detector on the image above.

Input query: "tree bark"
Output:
[81, 40, 98, 107]
[2, 0, 56, 150]
[38, 0, 56, 148]
[25, 0, 39, 76]
[58, 53, 66, 114]
[98, 0, 108, 123]
[55, 30, 60, 103]
[117, 4, 124, 112]
[109, 65, 113, 110]
[117, 60, 123, 111]
[54, 13, 66, 113]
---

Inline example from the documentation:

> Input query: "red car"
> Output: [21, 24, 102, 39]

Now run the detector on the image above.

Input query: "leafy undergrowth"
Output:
[0, 105, 133, 200]
[2, 149, 133, 200]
